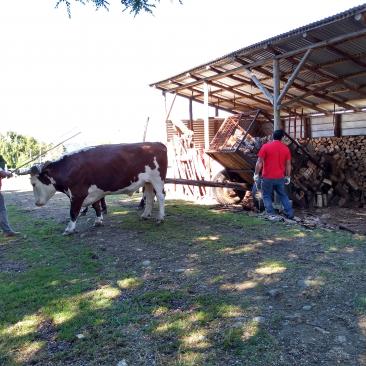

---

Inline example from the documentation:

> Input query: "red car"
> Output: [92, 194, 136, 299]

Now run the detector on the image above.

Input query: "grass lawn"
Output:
[0, 194, 365, 365]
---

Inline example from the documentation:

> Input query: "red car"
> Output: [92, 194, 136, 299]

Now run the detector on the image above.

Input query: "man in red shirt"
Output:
[0, 167, 20, 237]
[253, 129, 294, 219]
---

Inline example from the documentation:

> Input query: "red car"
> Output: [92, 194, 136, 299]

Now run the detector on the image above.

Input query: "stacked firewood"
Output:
[238, 135, 365, 208]
[291, 136, 366, 208]
[302, 136, 366, 190]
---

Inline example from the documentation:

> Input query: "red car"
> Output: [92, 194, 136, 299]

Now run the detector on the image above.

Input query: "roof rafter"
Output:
[234, 56, 328, 113]
[254, 44, 359, 111]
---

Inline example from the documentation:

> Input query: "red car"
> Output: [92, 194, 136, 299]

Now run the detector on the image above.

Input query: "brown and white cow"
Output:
[23, 142, 167, 235]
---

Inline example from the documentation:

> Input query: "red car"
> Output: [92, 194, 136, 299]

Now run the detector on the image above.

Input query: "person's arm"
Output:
[284, 151, 291, 184]
[254, 146, 265, 182]
[253, 157, 263, 183]
[255, 157, 263, 176]
[285, 159, 291, 177]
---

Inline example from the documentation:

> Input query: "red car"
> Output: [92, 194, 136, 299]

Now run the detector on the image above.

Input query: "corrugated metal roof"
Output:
[151, 4, 366, 117]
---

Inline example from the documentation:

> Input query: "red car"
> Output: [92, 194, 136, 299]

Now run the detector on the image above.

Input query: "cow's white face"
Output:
[30, 175, 57, 206]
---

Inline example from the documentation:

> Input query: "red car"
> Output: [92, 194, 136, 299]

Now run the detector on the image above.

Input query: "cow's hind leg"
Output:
[141, 183, 154, 219]
[92, 200, 104, 227]
[64, 198, 84, 235]
[80, 206, 89, 216]
[100, 197, 107, 215]
[151, 180, 165, 224]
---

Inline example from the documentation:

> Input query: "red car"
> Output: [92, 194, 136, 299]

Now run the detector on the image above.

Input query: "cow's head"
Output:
[29, 162, 57, 206]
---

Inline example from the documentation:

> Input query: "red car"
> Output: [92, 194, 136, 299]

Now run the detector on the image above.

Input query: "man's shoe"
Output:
[4, 231, 20, 237]
[267, 214, 283, 222]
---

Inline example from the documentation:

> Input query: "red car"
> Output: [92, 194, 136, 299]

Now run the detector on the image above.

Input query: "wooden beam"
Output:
[244, 69, 274, 104]
[306, 33, 366, 71]
[280, 69, 366, 108]
[235, 56, 328, 114]
[209, 66, 270, 105]
[155, 87, 254, 115]
[165, 177, 248, 191]
[278, 49, 312, 103]
[264, 45, 359, 111]
[273, 59, 281, 130]
[176, 74, 274, 114]
[188, 69, 270, 108]
[209, 70, 303, 115]
[280, 79, 339, 108]
[207, 81, 271, 109]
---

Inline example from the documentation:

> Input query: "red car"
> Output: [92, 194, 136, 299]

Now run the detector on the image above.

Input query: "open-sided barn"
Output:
[151, 4, 366, 208]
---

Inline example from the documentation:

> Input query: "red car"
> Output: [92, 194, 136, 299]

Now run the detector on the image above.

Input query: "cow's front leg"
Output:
[155, 185, 165, 224]
[151, 179, 165, 224]
[92, 200, 103, 227]
[63, 198, 84, 235]
[141, 183, 154, 219]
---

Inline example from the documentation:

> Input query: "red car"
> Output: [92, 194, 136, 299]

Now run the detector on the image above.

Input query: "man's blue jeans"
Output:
[262, 178, 294, 218]
[0, 192, 14, 234]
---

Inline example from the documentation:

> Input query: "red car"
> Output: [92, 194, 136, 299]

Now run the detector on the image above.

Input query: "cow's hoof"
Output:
[140, 215, 151, 220]
[63, 230, 76, 236]
[156, 219, 164, 225]
[94, 221, 104, 227]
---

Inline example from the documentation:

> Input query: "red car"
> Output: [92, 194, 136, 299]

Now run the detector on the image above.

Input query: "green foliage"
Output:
[55, 0, 182, 18]
[0, 131, 52, 169]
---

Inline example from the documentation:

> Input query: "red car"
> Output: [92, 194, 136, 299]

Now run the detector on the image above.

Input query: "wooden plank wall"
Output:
[166, 118, 225, 149]
[310, 111, 366, 138]
[284, 111, 366, 139]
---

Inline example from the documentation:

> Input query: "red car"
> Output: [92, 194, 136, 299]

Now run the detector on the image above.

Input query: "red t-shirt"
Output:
[258, 140, 291, 179]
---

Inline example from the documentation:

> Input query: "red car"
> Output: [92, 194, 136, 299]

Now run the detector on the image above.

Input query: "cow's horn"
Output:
[15, 167, 32, 175]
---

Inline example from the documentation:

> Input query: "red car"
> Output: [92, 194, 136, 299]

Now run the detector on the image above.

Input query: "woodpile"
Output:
[236, 134, 366, 209]
[292, 136, 366, 208]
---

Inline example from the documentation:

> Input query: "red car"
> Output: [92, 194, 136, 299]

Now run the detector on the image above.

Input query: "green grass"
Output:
[0, 198, 365, 365]
[311, 229, 365, 251]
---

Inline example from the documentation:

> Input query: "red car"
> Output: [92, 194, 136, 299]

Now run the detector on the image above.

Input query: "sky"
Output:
[0, 0, 365, 150]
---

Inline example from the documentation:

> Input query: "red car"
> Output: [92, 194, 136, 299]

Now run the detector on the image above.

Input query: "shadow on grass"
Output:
[0, 193, 365, 365]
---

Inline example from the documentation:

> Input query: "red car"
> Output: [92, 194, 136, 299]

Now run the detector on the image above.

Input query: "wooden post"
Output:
[203, 82, 212, 183]
[304, 117, 312, 139]
[334, 113, 341, 137]
[273, 60, 281, 210]
[273, 59, 281, 130]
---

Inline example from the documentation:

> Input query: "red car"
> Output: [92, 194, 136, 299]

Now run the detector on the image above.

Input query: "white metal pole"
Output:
[204, 82, 209, 150]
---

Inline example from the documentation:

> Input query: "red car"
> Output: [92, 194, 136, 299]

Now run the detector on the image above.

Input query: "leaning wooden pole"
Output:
[165, 177, 248, 191]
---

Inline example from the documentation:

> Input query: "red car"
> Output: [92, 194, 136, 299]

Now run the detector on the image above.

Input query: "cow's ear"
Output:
[42, 161, 52, 170]
[30, 165, 40, 176]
